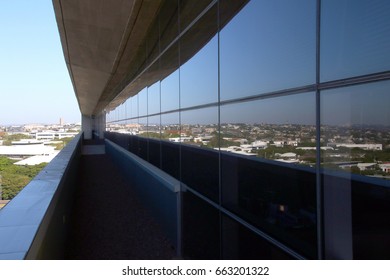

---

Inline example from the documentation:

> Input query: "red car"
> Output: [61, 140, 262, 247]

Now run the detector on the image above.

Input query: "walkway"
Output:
[65, 140, 175, 259]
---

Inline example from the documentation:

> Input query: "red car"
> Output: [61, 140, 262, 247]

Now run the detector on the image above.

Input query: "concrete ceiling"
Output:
[52, 0, 163, 116]
[53, 0, 246, 117]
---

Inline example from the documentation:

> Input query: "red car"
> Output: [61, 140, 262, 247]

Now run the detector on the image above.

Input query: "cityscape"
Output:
[107, 122, 390, 179]
[0, 120, 80, 207]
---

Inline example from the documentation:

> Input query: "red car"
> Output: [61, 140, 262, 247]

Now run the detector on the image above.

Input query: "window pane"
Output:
[222, 215, 293, 260]
[148, 81, 160, 115]
[321, 81, 390, 176]
[161, 112, 180, 178]
[138, 117, 148, 160]
[130, 95, 138, 119]
[160, 38, 179, 112]
[321, 0, 390, 81]
[220, 93, 317, 258]
[321, 81, 390, 259]
[220, 0, 316, 101]
[138, 88, 147, 117]
[180, 4, 218, 108]
[220, 93, 316, 167]
[147, 114, 161, 140]
[180, 107, 219, 202]
[179, 0, 215, 34]
[161, 68, 179, 113]
[182, 190, 220, 259]
[159, 0, 179, 53]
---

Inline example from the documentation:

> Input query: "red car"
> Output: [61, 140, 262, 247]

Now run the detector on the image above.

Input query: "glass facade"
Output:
[105, 0, 390, 259]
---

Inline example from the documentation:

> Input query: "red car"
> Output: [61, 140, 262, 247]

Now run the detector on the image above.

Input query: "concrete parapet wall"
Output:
[0, 133, 83, 259]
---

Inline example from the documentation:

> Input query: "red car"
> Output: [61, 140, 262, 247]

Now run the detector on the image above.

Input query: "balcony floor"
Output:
[65, 142, 176, 259]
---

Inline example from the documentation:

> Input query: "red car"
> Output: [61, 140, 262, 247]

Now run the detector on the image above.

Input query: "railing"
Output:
[0, 133, 82, 259]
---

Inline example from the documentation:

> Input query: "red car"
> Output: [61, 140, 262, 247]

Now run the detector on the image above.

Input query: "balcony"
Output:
[0, 134, 177, 259]
[1, 132, 389, 259]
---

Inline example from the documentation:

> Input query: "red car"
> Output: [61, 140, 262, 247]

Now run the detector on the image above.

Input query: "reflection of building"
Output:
[333, 143, 382, 151]
[1, 0, 390, 260]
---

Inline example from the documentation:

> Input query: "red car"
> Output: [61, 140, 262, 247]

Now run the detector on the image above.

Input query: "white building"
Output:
[0, 144, 55, 158]
[335, 143, 382, 151]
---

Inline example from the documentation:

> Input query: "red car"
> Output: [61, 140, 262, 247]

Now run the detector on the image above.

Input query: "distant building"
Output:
[0, 144, 55, 158]
[334, 143, 382, 151]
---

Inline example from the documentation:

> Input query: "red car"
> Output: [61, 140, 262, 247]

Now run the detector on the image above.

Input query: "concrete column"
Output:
[82, 114, 93, 140]
[95, 112, 106, 139]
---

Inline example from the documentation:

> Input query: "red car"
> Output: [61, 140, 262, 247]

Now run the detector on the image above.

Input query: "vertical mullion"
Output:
[315, 0, 324, 260]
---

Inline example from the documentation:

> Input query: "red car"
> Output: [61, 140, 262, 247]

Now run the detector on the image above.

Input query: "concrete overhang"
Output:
[52, 0, 246, 116]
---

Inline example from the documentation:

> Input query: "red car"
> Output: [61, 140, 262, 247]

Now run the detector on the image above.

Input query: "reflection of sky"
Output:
[161, 112, 179, 126]
[110, 0, 389, 128]
[321, 81, 390, 126]
[221, 93, 316, 126]
[181, 107, 218, 125]
[148, 82, 160, 115]
[180, 36, 218, 107]
[321, 0, 390, 81]
[161, 70, 179, 112]
[138, 88, 147, 116]
[220, 0, 316, 100]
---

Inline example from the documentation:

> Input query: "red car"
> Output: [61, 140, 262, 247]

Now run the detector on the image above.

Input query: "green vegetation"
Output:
[0, 156, 47, 200]
[50, 137, 75, 150]
[2, 133, 32, 145]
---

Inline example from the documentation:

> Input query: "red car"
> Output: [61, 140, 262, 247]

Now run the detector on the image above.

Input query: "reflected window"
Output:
[321, 0, 390, 81]
[220, 0, 316, 101]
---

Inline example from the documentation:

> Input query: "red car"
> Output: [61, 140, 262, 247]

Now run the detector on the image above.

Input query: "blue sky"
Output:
[0, 0, 79, 125]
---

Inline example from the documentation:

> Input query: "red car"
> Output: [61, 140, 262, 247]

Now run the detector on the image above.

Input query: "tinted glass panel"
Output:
[220, 0, 316, 101]
[321, 81, 390, 177]
[148, 138, 161, 168]
[179, 0, 214, 33]
[321, 0, 390, 81]
[138, 88, 147, 117]
[131, 95, 138, 119]
[160, 38, 179, 112]
[182, 190, 220, 259]
[161, 69, 179, 112]
[159, 0, 179, 53]
[221, 153, 317, 259]
[180, 4, 218, 107]
[181, 107, 219, 202]
[321, 81, 390, 259]
[351, 175, 390, 259]
[161, 112, 180, 178]
[148, 81, 160, 115]
[220, 93, 316, 167]
[222, 215, 293, 260]
[147, 114, 161, 140]
[138, 117, 148, 160]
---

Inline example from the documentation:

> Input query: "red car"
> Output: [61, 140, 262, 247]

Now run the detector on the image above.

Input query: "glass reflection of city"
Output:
[103, 0, 390, 260]
[108, 122, 390, 178]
